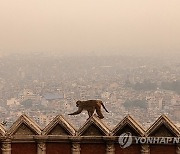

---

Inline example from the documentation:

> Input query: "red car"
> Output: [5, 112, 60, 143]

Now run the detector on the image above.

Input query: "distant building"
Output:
[18, 89, 40, 101]
[173, 104, 180, 121]
[42, 92, 64, 101]
[7, 98, 20, 106]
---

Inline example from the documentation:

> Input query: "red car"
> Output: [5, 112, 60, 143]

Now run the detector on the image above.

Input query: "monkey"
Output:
[68, 100, 109, 119]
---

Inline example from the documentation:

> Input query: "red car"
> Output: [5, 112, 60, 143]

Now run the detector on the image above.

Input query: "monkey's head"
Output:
[76, 100, 81, 107]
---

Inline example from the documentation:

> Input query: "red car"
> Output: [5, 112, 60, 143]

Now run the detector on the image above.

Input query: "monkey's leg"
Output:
[95, 107, 104, 119]
[68, 108, 83, 115]
[88, 109, 94, 118]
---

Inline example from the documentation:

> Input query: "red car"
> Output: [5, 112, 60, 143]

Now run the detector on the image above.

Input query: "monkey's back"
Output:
[81, 100, 102, 108]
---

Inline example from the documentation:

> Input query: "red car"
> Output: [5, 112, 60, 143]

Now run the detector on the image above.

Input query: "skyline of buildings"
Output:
[0, 53, 180, 128]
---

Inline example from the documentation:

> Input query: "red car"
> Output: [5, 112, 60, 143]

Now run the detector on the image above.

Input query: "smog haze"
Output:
[0, 0, 180, 56]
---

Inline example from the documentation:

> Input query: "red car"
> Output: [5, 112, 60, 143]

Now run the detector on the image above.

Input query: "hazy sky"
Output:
[0, 0, 180, 55]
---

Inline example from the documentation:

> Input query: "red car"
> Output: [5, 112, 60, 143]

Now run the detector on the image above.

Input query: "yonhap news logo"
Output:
[118, 132, 132, 148]
[119, 132, 180, 148]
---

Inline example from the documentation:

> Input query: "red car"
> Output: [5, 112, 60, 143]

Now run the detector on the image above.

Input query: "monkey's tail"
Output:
[101, 102, 109, 113]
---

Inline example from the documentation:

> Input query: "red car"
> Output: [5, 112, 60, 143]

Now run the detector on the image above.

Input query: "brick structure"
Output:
[0, 114, 180, 154]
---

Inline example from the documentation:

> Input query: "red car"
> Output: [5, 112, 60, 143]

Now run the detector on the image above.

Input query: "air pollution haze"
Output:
[1, 0, 180, 138]
[0, 0, 180, 56]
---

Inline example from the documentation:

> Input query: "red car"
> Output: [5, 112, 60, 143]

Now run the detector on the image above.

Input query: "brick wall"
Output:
[0, 114, 180, 154]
